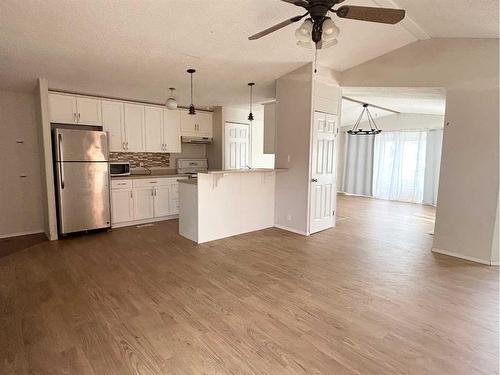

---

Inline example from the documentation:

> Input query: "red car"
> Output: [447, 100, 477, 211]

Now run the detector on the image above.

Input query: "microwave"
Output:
[110, 162, 131, 176]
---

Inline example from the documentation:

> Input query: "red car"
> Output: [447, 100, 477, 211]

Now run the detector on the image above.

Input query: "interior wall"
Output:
[0, 89, 44, 237]
[341, 38, 499, 264]
[168, 144, 207, 170]
[275, 64, 313, 234]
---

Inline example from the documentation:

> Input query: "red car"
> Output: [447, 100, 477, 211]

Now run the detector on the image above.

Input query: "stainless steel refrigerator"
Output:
[54, 128, 111, 235]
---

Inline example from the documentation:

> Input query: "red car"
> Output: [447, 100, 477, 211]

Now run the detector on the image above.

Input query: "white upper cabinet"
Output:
[123, 103, 145, 152]
[180, 110, 197, 136]
[102, 100, 125, 152]
[49, 93, 102, 126]
[49, 93, 77, 124]
[76, 97, 102, 125]
[197, 112, 213, 137]
[163, 109, 182, 153]
[144, 106, 164, 152]
[180, 110, 213, 137]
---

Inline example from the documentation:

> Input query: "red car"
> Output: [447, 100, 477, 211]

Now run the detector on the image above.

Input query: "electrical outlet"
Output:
[287, 155, 291, 163]
[139, 162, 144, 167]
[286, 214, 292, 221]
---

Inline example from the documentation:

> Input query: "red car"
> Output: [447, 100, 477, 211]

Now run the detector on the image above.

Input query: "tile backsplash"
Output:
[109, 152, 170, 168]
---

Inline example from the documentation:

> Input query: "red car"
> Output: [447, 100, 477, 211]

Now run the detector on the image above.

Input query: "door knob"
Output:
[311, 178, 318, 182]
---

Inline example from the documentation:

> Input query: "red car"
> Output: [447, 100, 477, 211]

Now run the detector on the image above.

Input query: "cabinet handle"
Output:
[123, 142, 126, 150]
[78, 113, 81, 122]
[74, 113, 77, 123]
[130, 192, 133, 199]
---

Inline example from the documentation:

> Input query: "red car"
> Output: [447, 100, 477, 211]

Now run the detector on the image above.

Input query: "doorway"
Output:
[224, 122, 250, 170]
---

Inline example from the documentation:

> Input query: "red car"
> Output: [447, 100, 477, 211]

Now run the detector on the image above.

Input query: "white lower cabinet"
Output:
[154, 186, 171, 217]
[111, 177, 186, 227]
[111, 189, 134, 224]
[133, 188, 155, 220]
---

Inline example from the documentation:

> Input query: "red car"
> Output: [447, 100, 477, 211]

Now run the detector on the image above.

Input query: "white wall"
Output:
[275, 64, 313, 234]
[341, 38, 499, 265]
[0, 89, 44, 237]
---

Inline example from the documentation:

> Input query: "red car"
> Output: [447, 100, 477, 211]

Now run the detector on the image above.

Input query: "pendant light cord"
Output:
[314, 45, 318, 73]
[190, 73, 193, 106]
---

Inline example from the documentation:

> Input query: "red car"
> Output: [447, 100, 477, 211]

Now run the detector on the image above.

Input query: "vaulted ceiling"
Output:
[0, 0, 497, 107]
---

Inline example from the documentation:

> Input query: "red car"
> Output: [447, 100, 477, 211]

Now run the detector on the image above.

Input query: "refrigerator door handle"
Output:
[58, 133, 65, 189]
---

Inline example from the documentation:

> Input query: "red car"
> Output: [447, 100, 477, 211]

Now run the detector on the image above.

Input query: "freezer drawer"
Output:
[56, 161, 111, 234]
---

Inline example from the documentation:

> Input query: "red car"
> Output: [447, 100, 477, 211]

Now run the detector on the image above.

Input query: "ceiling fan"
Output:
[248, 0, 406, 49]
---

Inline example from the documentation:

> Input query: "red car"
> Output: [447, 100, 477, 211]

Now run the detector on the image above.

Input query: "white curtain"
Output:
[372, 131, 427, 203]
[423, 129, 443, 206]
[342, 134, 375, 196]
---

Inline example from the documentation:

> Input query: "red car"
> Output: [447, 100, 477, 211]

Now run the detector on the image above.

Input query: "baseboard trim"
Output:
[431, 248, 493, 266]
[111, 215, 178, 229]
[491, 260, 500, 266]
[274, 224, 309, 236]
[0, 230, 45, 240]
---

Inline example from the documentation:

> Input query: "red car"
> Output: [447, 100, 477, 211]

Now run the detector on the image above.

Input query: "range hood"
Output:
[181, 136, 213, 144]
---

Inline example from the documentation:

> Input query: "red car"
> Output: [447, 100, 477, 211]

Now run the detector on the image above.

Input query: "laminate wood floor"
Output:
[0, 195, 498, 374]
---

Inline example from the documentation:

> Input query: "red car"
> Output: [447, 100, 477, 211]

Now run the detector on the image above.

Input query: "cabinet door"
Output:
[163, 109, 182, 153]
[169, 182, 180, 215]
[49, 93, 77, 124]
[124, 103, 145, 152]
[76, 97, 102, 125]
[197, 112, 213, 137]
[180, 110, 197, 136]
[102, 101, 125, 152]
[154, 186, 171, 217]
[133, 188, 154, 220]
[111, 189, 134, 224]
[144, 106, 164, 152]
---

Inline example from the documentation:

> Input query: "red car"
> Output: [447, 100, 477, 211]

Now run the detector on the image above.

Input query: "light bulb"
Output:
[295, 19, 313, 41]
[166, 97, 177, 110]
[322, 18, 339, 39]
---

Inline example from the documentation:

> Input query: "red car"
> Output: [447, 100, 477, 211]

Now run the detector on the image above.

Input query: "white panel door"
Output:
[154, 186, 171, 217]
[102, 101, 125, 152]
[124, 103, 145, 152]
[144, 106, 164, 152]
[76, 97, 102, 125]
[309, 111, 337, 234]
[49, 93, 77, 124]
[197, 111, 213, 137]
[224, 122, 250, 169]
[111, 189, 134, 224]
[133, 188, 154, 220]
[163, 109, 182, 153]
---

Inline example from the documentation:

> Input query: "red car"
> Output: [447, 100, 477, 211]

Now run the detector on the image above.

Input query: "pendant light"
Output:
[166, 88, 177, 110]
[247, 82, 255, 121]
[348, 104, 382, 135]
[187, 68, 196, 115]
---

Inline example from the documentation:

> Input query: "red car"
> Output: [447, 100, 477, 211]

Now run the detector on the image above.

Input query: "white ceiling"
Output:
[341, 87, 447, 125]
[392, 0, 500, 38]
[0, 0, 496, 107]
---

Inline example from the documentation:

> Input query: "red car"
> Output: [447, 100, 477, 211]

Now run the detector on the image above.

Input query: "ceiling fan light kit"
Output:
[249, 0, 406, 51]
[348, 103, 382, 136]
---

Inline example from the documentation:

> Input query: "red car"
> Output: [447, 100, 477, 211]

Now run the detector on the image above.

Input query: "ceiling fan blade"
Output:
[281, 0, 309, 8]
[248, 14, 307, 40]
[336, 5, 405, 24]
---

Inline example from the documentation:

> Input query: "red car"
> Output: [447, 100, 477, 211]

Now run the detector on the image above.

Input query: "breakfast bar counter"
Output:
[178, 169, 282, 243]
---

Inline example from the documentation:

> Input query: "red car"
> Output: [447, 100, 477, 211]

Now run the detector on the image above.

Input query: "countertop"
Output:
[177, 179, 198, 185]
[201, 168, 287, 175]
[112, 172, 189, 180]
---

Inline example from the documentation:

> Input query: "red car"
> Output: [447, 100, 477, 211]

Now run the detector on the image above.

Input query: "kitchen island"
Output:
[178, 169, 284, 243]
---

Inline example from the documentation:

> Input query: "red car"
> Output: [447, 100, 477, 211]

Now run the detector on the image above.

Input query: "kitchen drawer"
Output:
[112, 180, 132, 189]
[132, 178, 172, 188]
